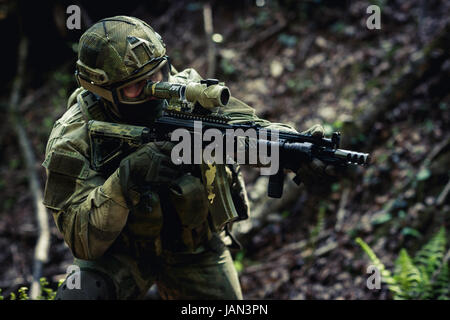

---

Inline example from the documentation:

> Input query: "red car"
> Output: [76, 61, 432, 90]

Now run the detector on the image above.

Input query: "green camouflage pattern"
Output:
[77, 16, 166, 85]
[43, 67, 297, 299]
[145, 80, 230, 109]
[73, 233, 242, 299]
[88, 120, 150, 173]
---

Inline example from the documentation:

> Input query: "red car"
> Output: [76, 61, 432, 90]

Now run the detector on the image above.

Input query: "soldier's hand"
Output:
[296, 158, 337, 193]
[296, 124, 337, 193]
[301, 124, 325, 139]
[119, 141, 183, 188]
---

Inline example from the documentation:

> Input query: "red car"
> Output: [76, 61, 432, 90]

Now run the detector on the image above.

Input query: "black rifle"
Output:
[88, 109, 370, 198]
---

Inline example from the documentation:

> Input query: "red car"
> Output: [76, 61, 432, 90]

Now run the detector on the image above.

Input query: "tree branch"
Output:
[8, 35, 50, 300]
[203, 2, 216, 78]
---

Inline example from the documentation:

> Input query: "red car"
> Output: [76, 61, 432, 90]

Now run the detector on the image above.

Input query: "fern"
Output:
[356, 227, 449, 299]
[435, 262, 449, 300]
[393, 249, 422, 299]
[415, 265, 433, 299]
[414, 227, 448, 299]
[355, 237, 401, 295]
[414, 227, 446, 278]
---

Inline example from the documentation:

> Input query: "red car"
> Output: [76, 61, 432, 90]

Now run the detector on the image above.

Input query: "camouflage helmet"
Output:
[75, 16, 169, 108]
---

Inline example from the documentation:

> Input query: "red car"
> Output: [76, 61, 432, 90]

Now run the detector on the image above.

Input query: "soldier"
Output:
[43, 16, 329, 299]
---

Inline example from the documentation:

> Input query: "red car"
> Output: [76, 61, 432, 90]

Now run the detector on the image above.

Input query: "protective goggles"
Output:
[76, 56, 169, 105]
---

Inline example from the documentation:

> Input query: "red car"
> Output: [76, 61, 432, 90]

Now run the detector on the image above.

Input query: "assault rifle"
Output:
[88, 108, 370, 199]
[85, 79, 370, 234]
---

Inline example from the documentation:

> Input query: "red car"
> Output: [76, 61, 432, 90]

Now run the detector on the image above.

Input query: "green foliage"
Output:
[435, 263, 449, 299]
[255, 10, 270, 26]
[233, 250, 245, 274]
[52, 70, 73, 88]
[414, 228, 447, 279]
[233, 250, 257, 275]
[9, 157, 21, 170]
[371, 0, 387, 10]
[70, 42, 78, 53]
[350, 133, 367, 145]
[286, 78, 313, 94]
[43, 116, 56, 131]
[17, 287, 29, 300]
[416, 168, 431, 181]
[57, 278, 65, 288]
[401, 227, 422, 239]
[277, 33, 298, 48]
[331, 182, 341, 193]
[366, 78, 381, 90]
[38, 277, 57, 300]
[281, 210, 290, 219]
[220, 58, 236, 76]
[423, 119, 434, 134]
[0, 277, 56, 300]
[356, 227, 449, 299]
[393, 249, 423, 299]
[371, 212, 392, 226]
[355, 237, 398, 290]
[330, 22, 347, 35]
[186, 2, 202, 11]
[50, 70, 75, 112]
[323, 124, 334, 136]
[332, 120, 344, 130]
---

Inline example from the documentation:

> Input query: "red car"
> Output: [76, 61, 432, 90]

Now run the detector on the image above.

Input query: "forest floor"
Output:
[0, 0, 449, 299]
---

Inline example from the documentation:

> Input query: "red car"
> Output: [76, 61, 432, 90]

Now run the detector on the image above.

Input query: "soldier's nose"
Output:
[123, 80, 146, 98]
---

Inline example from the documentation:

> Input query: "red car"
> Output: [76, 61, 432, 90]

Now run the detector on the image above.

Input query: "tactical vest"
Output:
[71, 69, 249, 256]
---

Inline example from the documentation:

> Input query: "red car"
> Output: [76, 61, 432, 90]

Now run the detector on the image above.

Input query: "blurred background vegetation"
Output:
[0, 0, 448, 299]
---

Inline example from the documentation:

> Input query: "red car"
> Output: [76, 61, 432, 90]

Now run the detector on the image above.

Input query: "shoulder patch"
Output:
[43, 171, 76, 211]
[43, 151, 89, 179]
[42, 151, 89, 210]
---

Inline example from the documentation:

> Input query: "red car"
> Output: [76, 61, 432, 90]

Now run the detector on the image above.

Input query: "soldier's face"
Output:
[122, 70, 164, 99]
[116, 69, 166, 125]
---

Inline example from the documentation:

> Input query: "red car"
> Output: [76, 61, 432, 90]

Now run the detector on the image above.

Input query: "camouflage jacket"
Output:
[42, 68, 297, 260]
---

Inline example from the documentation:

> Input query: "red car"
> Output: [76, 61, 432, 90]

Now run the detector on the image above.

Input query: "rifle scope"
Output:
[144, 79, 230, 109]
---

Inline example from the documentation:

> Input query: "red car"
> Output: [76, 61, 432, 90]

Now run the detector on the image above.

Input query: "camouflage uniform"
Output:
[43, 24, 297, 299]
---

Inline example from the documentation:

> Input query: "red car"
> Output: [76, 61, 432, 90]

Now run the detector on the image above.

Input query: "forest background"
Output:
[0, 0, 448, 300]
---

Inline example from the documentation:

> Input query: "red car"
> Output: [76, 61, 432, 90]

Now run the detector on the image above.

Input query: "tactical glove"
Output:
[119, 141, 183, 193]
[301, 124, 325, 138]
[296, 124, 336, 192]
